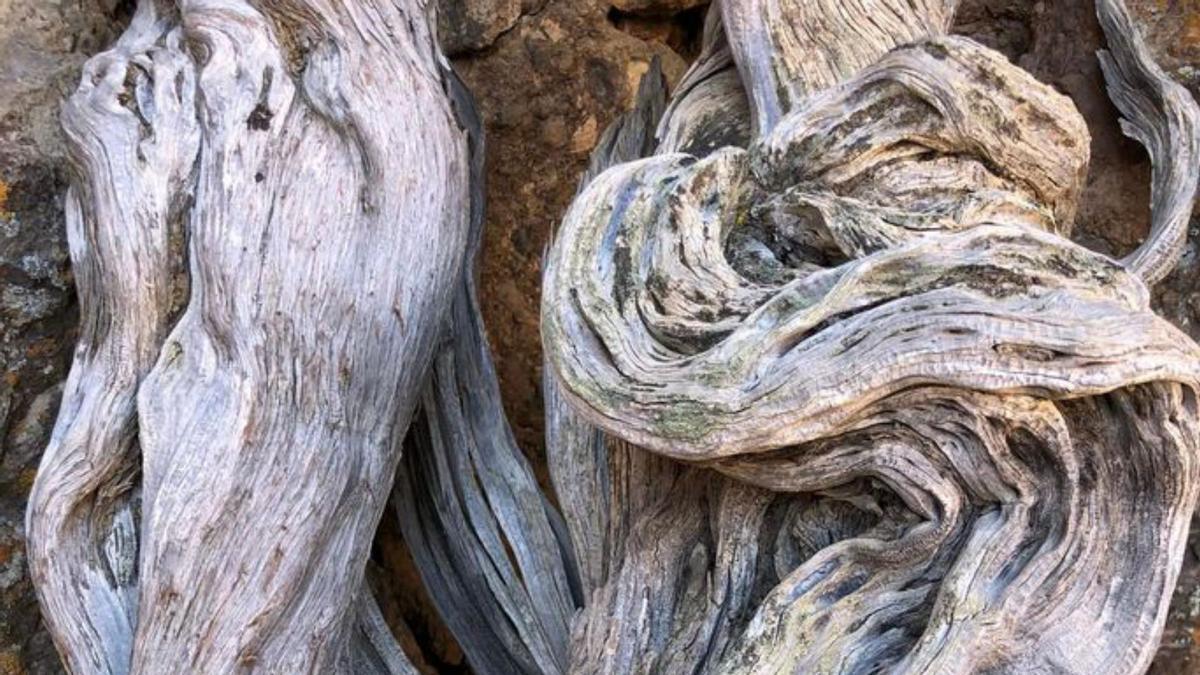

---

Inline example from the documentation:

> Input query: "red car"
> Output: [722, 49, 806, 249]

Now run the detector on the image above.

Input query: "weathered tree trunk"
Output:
[25, 0, 1200, 673]
[28, 0, 467, 671]
[542, 0, 1200, 673]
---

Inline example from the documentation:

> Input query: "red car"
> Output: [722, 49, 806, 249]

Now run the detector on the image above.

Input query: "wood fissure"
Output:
[542, 1, 1200, 673]
[26, 0, 1200, 673]
[29, 0, 468, 671]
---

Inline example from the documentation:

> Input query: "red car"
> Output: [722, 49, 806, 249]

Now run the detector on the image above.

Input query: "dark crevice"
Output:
[102, 0, 138, 26]
[606, 4, 708, 63]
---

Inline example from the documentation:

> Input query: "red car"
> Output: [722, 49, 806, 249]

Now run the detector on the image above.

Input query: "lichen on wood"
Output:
[542, 0, 1200, 672]
[24, 0, 1200, 673]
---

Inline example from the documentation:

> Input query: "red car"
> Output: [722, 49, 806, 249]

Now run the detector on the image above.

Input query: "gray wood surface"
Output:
[543, 1, 1200, 672]
[25, 0, 1200, 673]
[27, 0, 467, 671]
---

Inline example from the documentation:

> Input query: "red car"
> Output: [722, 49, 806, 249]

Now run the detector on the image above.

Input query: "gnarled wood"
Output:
[392, 71, 578, 674]
[542, 1, 1200, 673]
[26, 5, 197, 671]
[27, 0, 1200, 672]
[29, 0, 468, 671]
[1096, 0, 1200, 285]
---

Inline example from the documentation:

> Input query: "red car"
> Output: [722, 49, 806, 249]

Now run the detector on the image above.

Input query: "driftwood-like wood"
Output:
[542, 0, 1200, 673]
[26, 7, 198, 671]
[392, 70, 579, 674]
[28, 0, 468, 672]
[26, 0, 1200, 673]
[1097, 0, 1200, 284]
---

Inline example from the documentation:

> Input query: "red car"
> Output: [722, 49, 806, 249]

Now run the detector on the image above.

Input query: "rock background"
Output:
[1, 0, 1198, 673]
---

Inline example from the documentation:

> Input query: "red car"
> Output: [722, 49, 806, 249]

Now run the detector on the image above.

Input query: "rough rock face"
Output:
[452, 0, 692, 472]
[0, 0, 1199, 673]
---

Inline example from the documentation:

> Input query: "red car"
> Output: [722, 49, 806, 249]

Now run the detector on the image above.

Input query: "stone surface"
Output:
[439, 0, 526, 55]
[611, 0, 708, 17]
[1, 0, 1200, 672]
[456, 0, 689, 474]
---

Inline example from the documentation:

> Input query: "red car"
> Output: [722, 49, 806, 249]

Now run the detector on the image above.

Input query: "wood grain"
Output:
[27, 0, 1200, 672]
[543, 1, 1200, 672]
[28, 0, 468, 671]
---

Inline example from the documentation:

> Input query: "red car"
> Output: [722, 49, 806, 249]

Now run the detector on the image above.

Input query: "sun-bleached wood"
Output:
[26, 7, 198, 670]
[542, 0, 1200, 673]
[27, 0, 1200, 672]
[392, 72, 579, 674]
[28, 0, 468, 671]
[1096, 0, 1200, 285]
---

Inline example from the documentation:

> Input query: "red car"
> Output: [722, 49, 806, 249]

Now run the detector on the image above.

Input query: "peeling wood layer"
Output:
[543, 1, 1200, 673]
[26, 0, 1200, 673]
